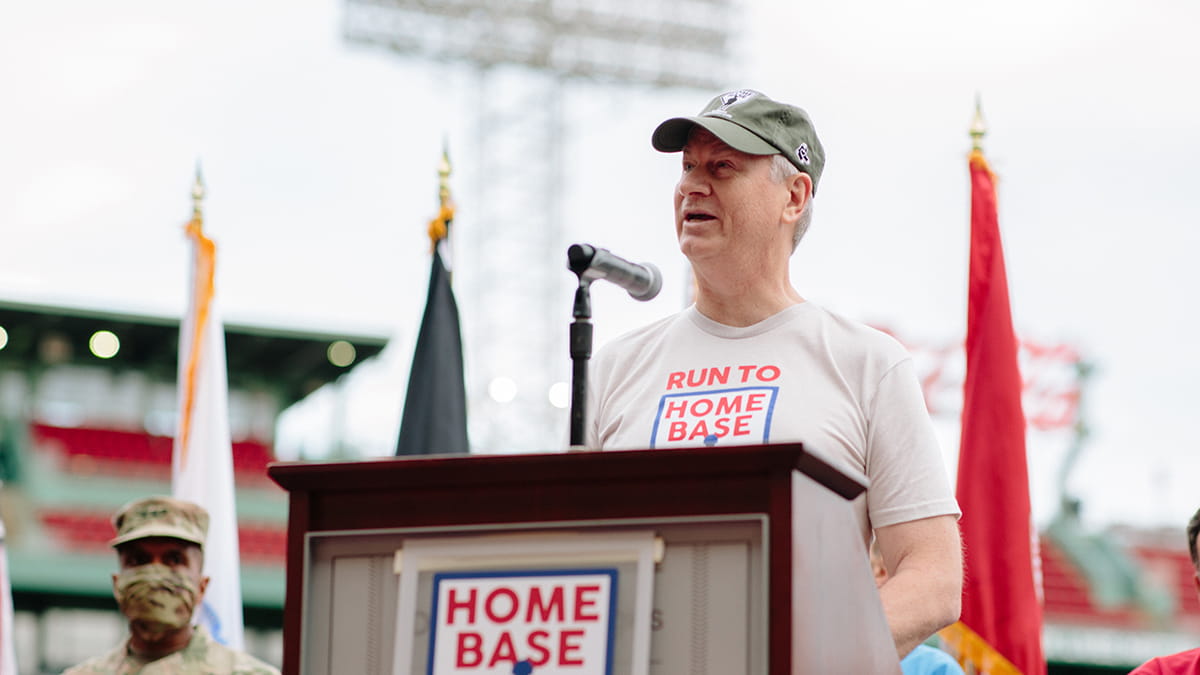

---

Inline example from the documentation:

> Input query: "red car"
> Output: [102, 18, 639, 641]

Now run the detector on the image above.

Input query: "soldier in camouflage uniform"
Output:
[62, 496, 280, 675]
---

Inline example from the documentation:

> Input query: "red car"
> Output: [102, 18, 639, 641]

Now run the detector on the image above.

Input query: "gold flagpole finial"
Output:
[969, 95, 987, 152]
[191, 161, 206, 225]
[437, 141, 452, 208]
[427, 142, 455, 249]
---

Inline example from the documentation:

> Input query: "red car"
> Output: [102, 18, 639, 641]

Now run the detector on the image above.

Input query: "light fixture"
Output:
[327, 340, 356, 367]
[488, 377, 518, 403]
[89, 330, 120, 359]
[548, 382, 570, 409]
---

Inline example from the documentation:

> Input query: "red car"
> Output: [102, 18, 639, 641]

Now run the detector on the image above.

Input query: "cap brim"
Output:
[110, 527, 206, 548]
[652, 116, 779, 156]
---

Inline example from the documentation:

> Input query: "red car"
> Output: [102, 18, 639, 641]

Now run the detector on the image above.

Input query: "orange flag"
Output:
[940, 132, 1046, 674]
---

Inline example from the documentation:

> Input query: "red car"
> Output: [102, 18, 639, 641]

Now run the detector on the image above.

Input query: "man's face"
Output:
[112, 537, 208, 642]
[117, 537, 204, 578]
[674, 128, 796, 265]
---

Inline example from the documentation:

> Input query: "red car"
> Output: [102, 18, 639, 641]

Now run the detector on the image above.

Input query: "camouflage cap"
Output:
[651, 89, 826, 193]
[109, 496, 209, 548]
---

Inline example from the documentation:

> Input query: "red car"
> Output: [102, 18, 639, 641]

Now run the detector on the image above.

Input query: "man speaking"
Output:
[584, 89, 963, 658]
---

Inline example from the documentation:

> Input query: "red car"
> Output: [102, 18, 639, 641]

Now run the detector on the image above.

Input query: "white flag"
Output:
[0, 512, 18, 675]
[172, 213, 245, 650]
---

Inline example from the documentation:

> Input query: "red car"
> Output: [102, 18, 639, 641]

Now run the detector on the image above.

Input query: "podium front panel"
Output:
[299, 517, 766, 675]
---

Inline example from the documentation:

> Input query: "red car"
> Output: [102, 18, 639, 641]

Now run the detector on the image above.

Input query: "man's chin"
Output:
[129, 619, 177, 644]
[678, 237, 720, 262]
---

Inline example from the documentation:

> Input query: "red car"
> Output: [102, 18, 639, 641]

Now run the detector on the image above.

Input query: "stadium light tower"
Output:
[345, 0, 736, 452]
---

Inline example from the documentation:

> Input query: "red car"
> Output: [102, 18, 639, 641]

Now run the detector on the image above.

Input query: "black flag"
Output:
[396, 245, 469, 455]
[397, 150, 469, 456]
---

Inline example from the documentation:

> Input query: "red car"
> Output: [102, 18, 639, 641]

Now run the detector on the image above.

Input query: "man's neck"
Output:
[691, 260, 803, 326]
[128, 623, 195, 661]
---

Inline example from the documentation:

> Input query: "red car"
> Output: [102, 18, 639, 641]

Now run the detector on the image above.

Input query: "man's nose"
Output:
[678, 168, 710, 196]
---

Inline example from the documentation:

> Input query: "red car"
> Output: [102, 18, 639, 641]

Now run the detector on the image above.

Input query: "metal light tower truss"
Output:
[346, 0, 734, 452]
[344, 0, 734, 89]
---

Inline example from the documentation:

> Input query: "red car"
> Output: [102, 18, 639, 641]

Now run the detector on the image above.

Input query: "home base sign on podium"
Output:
[429, 569, 618, 674]
[392, 530, 657, 675]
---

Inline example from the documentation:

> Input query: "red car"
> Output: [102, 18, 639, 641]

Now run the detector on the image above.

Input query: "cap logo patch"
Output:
[795, 143, 811, 165]
[719, 89, 757, 110]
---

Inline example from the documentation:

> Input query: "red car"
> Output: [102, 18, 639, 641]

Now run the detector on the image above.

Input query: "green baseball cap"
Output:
[652, 89, 826, 193]
[109, 495, 209, 548]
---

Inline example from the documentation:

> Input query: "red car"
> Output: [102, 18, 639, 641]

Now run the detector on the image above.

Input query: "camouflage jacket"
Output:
[62, 625, 280, 675]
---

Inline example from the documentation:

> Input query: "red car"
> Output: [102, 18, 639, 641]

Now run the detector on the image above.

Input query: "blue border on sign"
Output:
[649, 385, 779, 448]
[425, 567, 619, 675]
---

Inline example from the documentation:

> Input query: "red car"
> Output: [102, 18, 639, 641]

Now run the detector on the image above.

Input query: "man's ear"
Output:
[781, 172, 813, 225]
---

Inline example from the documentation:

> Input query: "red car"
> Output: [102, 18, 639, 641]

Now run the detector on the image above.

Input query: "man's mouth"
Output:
[684, 211, 716, 222]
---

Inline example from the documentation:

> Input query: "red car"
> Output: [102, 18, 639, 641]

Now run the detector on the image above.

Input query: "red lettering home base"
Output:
[455, 629, 587, 669]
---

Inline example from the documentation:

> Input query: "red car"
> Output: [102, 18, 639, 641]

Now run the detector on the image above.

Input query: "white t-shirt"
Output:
[586, 302, 960, 543]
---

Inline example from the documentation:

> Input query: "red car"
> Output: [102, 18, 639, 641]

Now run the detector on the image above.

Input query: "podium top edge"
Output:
[267, 443, 867, 501]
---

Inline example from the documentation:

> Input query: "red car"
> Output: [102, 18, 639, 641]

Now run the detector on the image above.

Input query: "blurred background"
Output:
[1, 0, 1198, 672]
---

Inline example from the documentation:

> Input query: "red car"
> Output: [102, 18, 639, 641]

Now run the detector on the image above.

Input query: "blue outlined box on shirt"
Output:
[649, 386, 779, 448]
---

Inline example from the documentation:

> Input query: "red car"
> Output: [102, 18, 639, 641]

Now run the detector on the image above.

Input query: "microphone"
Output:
[567, 243, 662, 301]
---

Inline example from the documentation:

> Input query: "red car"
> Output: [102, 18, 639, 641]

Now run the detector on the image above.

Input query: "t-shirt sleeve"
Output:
[863, 357, 961, 529]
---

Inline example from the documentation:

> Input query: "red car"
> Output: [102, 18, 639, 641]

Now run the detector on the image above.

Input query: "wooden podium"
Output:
[268, 443, 899, 674]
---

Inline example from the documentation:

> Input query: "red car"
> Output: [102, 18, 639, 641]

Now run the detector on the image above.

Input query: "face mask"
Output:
[114, 564, 200, 641]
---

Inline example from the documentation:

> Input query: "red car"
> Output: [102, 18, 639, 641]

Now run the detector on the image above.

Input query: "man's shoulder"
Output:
[196, 641, 281, 675]
[182, 629, 280, 675]
[61, 658, 110, 675]
[226, 648, 280, 675]
[61, 634, 279, 675]
[594, 310, 687, 359]
[809, 303, 906, 350]
[227, 652, 282, 675]
[612, 310, 685, 342]
[61, 644, 125, 674]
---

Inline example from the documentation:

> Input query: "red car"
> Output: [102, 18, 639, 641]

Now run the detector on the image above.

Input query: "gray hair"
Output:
[770, 154, 814, 250]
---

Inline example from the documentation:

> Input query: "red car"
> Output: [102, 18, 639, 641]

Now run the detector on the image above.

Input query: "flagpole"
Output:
[969, 95, 986, 152]
[436, 143, 452, 258]
[192, 161, 205, 221]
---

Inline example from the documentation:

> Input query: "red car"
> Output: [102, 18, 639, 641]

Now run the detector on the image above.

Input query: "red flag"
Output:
[940, 146, 1046, 674]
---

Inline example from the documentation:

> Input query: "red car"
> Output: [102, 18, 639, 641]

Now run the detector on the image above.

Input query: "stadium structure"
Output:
[0, 297, 387, 673]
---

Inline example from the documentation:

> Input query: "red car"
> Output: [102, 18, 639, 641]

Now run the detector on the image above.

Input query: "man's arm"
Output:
[874, 514, 963, 657]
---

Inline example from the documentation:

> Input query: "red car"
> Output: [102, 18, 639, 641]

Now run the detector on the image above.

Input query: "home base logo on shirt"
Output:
[650, 386, 779, 448]
[428, 569, 617, 675]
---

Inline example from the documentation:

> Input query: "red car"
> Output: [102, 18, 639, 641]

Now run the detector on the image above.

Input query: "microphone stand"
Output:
[567, 250, 594, 449]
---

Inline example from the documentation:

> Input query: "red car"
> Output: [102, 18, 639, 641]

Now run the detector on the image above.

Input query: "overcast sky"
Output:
[2, 0, 1197, 532]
